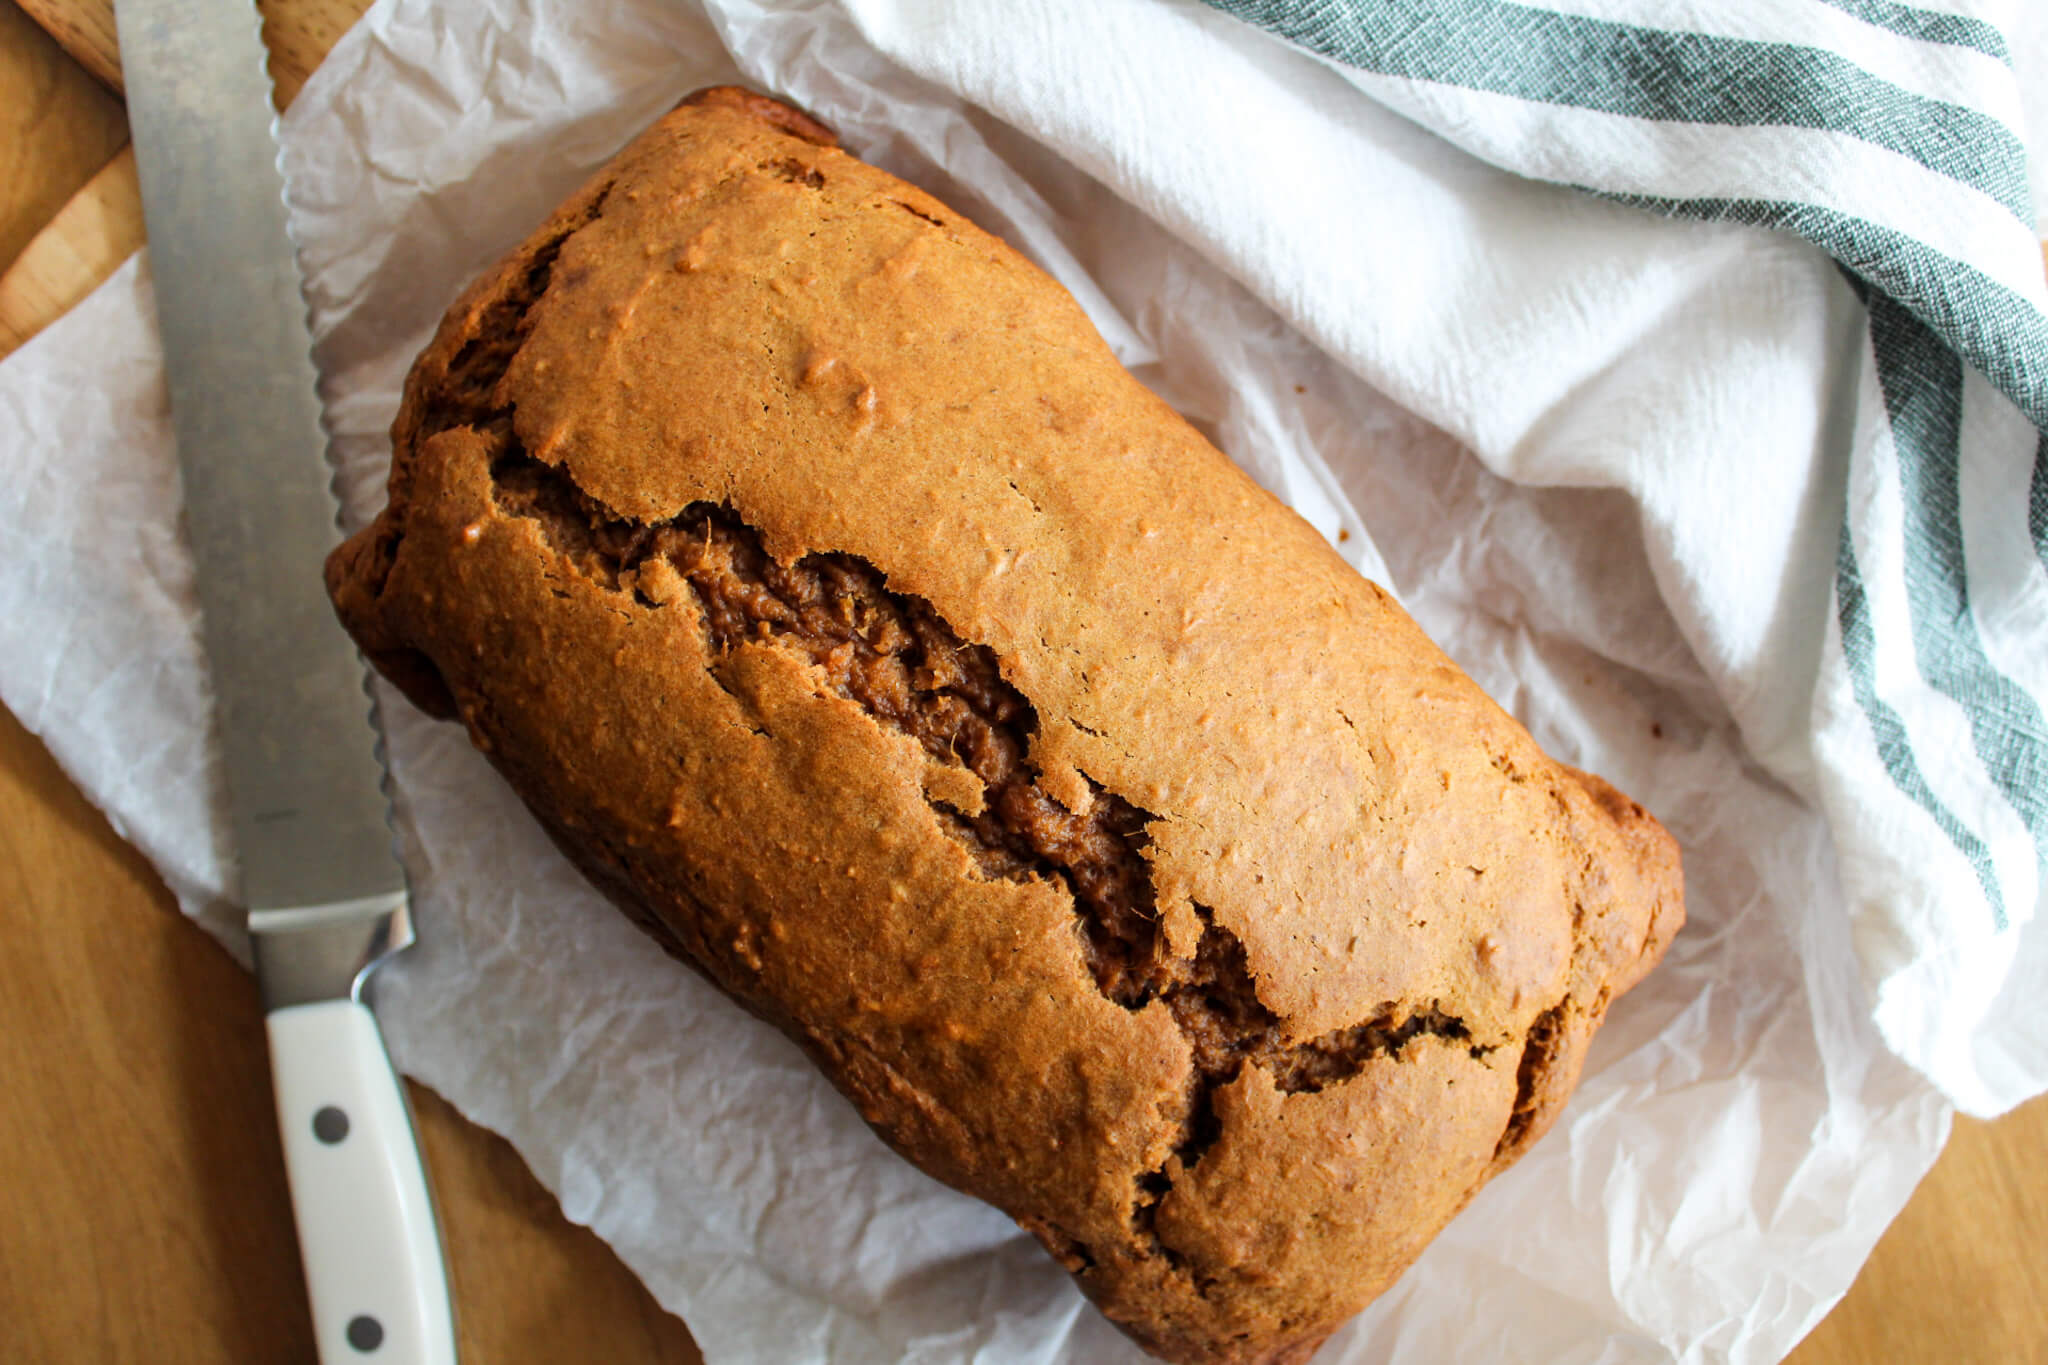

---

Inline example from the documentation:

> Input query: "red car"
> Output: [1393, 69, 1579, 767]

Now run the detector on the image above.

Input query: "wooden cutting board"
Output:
[0, 0, 370, 354]
[0, 2, 2042, 1363]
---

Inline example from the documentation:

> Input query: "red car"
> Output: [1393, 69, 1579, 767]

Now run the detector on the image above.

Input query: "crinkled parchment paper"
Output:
[0, 1, 1954, 1360]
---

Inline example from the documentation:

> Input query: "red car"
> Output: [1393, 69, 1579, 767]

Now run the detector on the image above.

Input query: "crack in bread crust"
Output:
[323, 87, 1690, 1365]
[487, 451, 1516, 1282]
[425, 187, 613, 438]
[491, 451, 1178, 1008]
[1495, 1000, 1567, 1161]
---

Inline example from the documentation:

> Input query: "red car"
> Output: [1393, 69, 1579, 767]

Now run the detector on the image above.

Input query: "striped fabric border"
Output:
[1833, 516, 2008, 924]
[1863, 290, 2048, 861]
[2036, 434, 2048, 568]
[1210, 0, 2032, 216]
[1818, 0, 2009, 60]
[1591, 196, 2048, 429]
[1201, 0, 2048, 944]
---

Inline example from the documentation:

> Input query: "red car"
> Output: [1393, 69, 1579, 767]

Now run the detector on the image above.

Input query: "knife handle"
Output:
[267, 1000, 458, 1365]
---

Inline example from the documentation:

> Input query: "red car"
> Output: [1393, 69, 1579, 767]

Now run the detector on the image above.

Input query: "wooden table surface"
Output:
[1, 3, 2042, 1361]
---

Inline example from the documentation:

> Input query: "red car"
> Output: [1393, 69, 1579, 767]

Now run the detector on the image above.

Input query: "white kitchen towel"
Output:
[1185, 0, 2048, 1126]
[0, 0, 2036, 1359]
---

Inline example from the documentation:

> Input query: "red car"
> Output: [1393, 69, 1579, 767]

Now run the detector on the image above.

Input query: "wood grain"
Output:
[15, 0, 357, 103]
[0, 0, 369, 360]
[0, 0, 126, 271]
[0, 142, 139, 359]
[1790, 1098, 2048, 1365]
[3, 2, 2047, 1362]
[13, 0, 116, 91]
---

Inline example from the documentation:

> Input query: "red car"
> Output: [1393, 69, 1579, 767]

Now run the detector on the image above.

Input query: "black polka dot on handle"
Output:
[346, 1315, 383, 1352]
[312, 1106, 350, 1144]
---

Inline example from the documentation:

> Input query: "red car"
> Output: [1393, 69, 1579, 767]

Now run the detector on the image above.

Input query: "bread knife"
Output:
[114, 1, 458, 1360]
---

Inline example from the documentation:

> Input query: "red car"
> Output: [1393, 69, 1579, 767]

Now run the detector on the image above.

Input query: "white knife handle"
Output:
[267, 1000, 458, 1365]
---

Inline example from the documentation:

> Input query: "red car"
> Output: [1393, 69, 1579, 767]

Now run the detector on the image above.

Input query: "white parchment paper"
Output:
[0, 0, 1962, 1360]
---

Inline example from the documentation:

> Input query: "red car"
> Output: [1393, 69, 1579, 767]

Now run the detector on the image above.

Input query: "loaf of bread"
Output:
[327, 87, 1683, 1364]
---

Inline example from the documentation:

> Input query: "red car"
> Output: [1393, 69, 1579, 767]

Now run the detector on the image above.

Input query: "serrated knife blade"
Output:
[115, 1, 457, 1360]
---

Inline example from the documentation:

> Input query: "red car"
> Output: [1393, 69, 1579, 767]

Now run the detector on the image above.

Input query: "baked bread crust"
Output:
[327, 87, 1683, 1365]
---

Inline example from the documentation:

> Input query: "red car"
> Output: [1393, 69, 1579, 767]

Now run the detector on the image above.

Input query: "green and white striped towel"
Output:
[826, 0, 2048, 1115]
[1196, 0, 2048, 1115]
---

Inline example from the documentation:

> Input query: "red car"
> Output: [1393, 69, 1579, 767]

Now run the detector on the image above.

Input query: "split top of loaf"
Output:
[328, 87, 1684, 1365]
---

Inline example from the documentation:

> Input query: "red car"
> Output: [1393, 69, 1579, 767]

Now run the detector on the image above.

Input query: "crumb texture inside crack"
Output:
[487, 449, 1511, 1258]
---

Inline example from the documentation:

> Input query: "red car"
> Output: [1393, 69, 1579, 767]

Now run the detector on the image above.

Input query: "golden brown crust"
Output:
[327, 89, 1684, 1365]
[678, 83, 839, 146]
